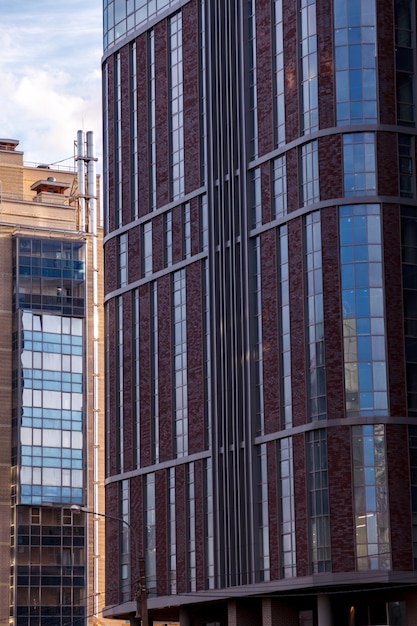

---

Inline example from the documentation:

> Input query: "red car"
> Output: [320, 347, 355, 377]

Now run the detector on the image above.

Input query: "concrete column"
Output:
[317, 594, 333, 626]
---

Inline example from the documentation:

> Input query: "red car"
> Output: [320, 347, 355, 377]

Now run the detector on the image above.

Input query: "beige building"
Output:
[0, 135, 110, 625]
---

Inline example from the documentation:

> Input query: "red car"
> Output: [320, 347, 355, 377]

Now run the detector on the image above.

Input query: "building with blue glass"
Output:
[0, 136, 107, 625]
[102, 1, 417, 625]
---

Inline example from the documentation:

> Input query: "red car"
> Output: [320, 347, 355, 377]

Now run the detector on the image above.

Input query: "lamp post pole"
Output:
[71, 504, 148, 626]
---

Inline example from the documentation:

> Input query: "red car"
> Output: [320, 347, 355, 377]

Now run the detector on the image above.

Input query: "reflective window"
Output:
[149, 30, 157, 210]
[204, 457, 214, 588]
[120, 480, 130, 602]
[115, 52, 122, 227]
[273, 0, 285, 147]
[248, 0, 258, 159]
[145, 473, 156, 596]
[395, 0, 415, 125]
[256, 444, 270, 582]
[250, 167, 262, 229]
[352, 424, 391, 570]
[104, 0, 184, 50]
[164, 210, 173, 267]
[305, 212, 326, 420]
[168, 467, 177, 593]
[279, 226, 292, 428]
[409, 426, 417, 568]
[343, 133, 376, 196]
[151, 282, 159, 463]
[133, 289, 140, 468]
[103, 62, 109, 234]
[17, 238, 85, 317]
[142, 221, 153, 277]
[401, 207, 417, 415]
[116, 297, 124, 473]
[118, 233, 128, 288]
[272, 155, 287, 219]
[307, 429, 331, 573]
[251, 237, 264, 436]
[183, 202, 191, 259]
[200, 195, 208, 252]
[279, 437, 296, 578]
[173, 270, 188, 457]
[131, 41, 139, 220]
[169, 12, 185, 200]
[17, 311, 84, 505]
[398, 134, 414, 197]
[300, 0, 318, 134]
[300, 140, 319, 206]
[334, 0, 377, 125]
[187, 463, 196, 591]
[340, 204, 388, 416]
[203, 260, 212, 448]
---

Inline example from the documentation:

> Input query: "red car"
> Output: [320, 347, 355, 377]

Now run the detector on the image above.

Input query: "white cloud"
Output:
[0, 0, 102, 168]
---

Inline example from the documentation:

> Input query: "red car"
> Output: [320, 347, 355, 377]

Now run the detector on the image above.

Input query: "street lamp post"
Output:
[71, 504, 149, 626]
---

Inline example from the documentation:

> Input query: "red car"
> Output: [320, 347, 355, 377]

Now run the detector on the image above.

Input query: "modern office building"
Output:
[102, 1, 417, 624]
[0, 135, 109, 625]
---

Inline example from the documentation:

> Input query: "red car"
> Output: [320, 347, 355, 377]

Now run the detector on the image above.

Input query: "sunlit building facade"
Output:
[102, 1, 417, 625]
[0, 137, 108, 625]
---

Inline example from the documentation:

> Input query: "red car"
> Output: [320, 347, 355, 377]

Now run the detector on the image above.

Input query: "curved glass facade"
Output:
[104, 0, 184, 50]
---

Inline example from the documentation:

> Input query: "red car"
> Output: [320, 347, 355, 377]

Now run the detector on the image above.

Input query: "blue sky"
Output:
[0, 0, 103, 167]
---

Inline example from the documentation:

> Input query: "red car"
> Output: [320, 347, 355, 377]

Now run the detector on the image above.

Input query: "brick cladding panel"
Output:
[317, 0, 335, 129]
[128, 224, 141, 283]
[261, 161, 272, 226]
[123, 292, 133, 472]
[377, 0, 396, 125]
[139, 284, 152, 467]
[155, 470, 169, 595]
[386, 424, 413, 571]
[256, 0, 274, 156]
[155, 19, 170, 208]
[137, 33, 151, 217]
[194, 460, 205, 589]
[104, 237, 117, 296]
[288, 218, 307, 427]
[186, 262, 205, 454]
[158, 275, 174, 462]
[378, 133, 399, 197]
[383, 204, 407, 416]
[105, 482, 120, 605]
[321, 207, 345, 419]
[172, 203, 183, 264]
[120, 45, 132, 226]
[293, 432, 309, 576]
[175, 464, 187, 593]
[190, 197, 200, 257]
[261, 230, 281, 434]
[327, 426, 355, 571]
[264, 599, 299, 626]
[267, 441, 280, 580]
[130, 474, 145, 581]
[106, 300, 118, 477]
[283, 0, 299, 142]
[319, 135, 342, 202]
[183, 0, 201, 193]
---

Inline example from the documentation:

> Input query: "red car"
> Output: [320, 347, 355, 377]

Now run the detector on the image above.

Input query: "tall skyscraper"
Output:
[0, 135, 108, 625]
[102, 1, 417, 625]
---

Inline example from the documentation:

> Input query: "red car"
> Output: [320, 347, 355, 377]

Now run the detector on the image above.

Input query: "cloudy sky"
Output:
[0, 0, 103, 168]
